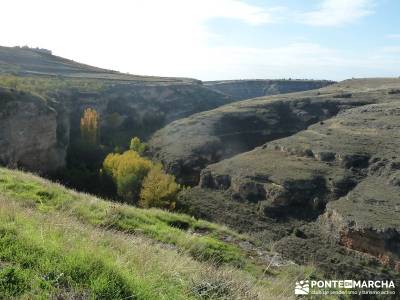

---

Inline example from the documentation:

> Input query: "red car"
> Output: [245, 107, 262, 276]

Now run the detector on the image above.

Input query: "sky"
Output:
[1, 0, 400, 81]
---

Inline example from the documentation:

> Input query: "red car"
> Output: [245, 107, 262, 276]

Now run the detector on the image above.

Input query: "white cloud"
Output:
[301, 0, 374, 26]
[386, 34, 400, 40]
[0, 0, 279, 77]
[0, 0, 397, 81]
[382, 46, 400, 53]
[202, 0, 278, 25]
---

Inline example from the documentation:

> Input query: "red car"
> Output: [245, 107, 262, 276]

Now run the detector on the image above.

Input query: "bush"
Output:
[0, 266, 29, 298]
[103, 147, 180, 208]
[139, 165, 180, 209]
[129, 137, 147, 155]
[103, 150, 153, 203]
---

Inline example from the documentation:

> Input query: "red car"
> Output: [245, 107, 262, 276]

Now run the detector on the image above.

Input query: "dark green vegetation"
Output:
[153, 79, 400, 289]
[0, 167, 323, 299]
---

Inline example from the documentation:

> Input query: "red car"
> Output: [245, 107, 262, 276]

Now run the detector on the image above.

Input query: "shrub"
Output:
[139, 165, 180, 209]
[129, 137, 147, 155]
[0, 266, 29, 298]
[103, 150, 153, 203]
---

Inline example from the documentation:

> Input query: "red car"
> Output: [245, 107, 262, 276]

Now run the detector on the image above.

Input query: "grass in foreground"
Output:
[0, 168, 321, 299]
[0, 199, 263, 299]
[0, 168, 248, 267]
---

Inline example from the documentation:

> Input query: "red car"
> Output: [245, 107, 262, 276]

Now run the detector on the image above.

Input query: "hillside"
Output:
[0, 167, 321, 299]
[150, 78, 400, 283]
[0, 46, 196, 83]
[204, 79, 334, 101]
[149, 78, 400, 185]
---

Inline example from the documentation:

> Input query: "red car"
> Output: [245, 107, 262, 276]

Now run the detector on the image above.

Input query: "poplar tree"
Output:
[80, 108, 99, 144]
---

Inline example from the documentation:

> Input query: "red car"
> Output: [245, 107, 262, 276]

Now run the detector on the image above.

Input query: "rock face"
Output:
[67, 81, 338, 150]
[204, 79, 334, 101]
[149, 79, 400, 186]
[173, 79, 400, 276]
[65, 82, 233, 142]
[199, 100, 400, 208]
[0, 88, 67, 173]
[321, 177, 400, 271]
[314, 103, 400, 269]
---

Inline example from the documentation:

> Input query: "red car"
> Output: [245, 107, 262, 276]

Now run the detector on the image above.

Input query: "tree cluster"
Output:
[103, 138, 180, 209]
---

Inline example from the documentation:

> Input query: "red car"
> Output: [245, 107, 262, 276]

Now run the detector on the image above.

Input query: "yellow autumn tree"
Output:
[139, 164, 180, 209]
[103, 147, 180, 207]
[80, 108, 99, 144]
[103, 150, 153, 203]
[129, 137, 147, 155]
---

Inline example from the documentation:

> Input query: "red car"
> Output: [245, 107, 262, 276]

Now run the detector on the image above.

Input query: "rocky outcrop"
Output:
[150, 79, 400, 186]
[68, 80, 338, 149]
[0, 88, 67, 173]
[199, 100, 400, 204]
[176, 80, 400, 275]
[204, 79, 334, 100]
[65, 81, 233, 141]
[320, 174, 400, 270]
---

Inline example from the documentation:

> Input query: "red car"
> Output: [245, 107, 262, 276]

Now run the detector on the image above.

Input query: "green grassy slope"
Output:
[0, 168, 323, 299]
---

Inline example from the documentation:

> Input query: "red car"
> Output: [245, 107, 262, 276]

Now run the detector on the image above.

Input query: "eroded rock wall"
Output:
[0, 88, 67, 172]
[0, 81, 232, 173]
[175, 79, 400, 275]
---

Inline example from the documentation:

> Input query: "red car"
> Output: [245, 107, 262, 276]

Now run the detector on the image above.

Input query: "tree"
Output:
[103, 150, 153, 203]
[103, 148, 180, 207]
[80, 108, 99, 145]
[129, 137, 147, 155]
[139, 164, 180, 209]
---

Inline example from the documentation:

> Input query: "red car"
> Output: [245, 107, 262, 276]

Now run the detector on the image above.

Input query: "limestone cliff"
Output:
[169, 79, 400, 276]
[150, 79, 400, 186]
[0, 88, 67, 172]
